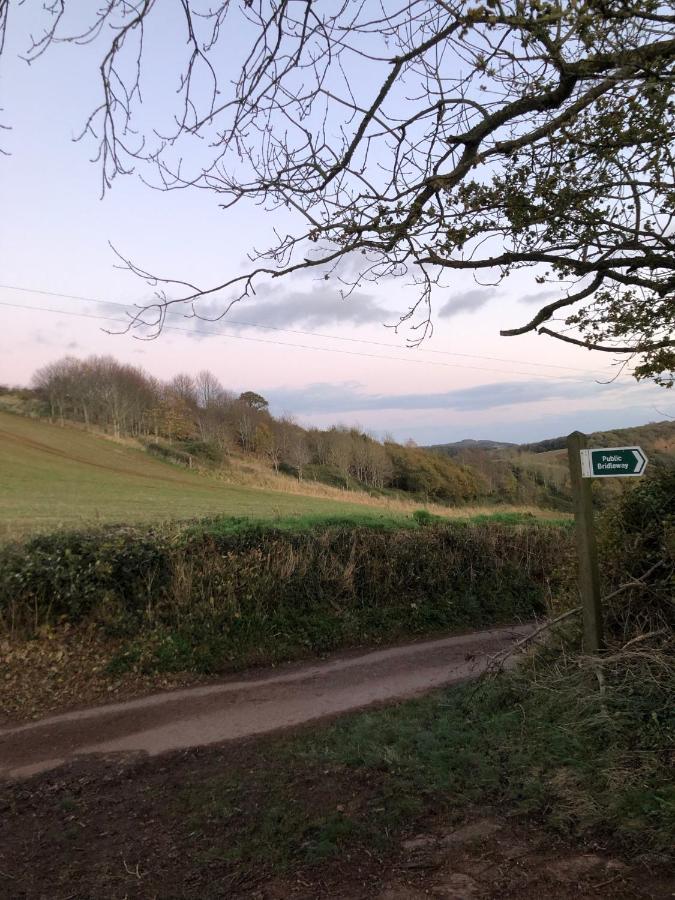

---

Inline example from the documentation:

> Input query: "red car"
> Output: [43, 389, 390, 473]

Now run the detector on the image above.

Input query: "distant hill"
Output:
[425, 419, 674, 512]
[520, 420, 675, 457]
[426, 438, 516, 455]
[427, 420, 674, 459]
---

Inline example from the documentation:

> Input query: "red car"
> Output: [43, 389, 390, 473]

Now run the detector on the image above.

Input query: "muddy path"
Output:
[0, 624, 529, 779]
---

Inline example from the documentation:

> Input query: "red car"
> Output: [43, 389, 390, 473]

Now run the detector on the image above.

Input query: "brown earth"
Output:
[1, 625, 529, 779]
[0, 729, 671, 899]
[0, 625, 215, 725]
[2, 626, 672, 898]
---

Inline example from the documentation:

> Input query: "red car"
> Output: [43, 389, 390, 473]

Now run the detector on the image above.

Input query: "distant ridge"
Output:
[426, 438, 516, 454]
[426, 420, 674, 457]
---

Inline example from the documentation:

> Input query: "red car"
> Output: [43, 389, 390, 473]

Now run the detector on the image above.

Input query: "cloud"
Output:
[265, 378, 601, 416]
[519, 290, 558, 306]
[192, 283, 393, 330]
[438, 289, 495, 318]
[304, 244, 404, 282]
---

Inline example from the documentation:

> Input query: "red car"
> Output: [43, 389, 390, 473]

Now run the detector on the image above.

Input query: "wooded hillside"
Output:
[2, 355, 673, 511]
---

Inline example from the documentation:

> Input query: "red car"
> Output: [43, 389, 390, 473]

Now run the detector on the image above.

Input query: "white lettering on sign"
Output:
[579, 446, 648, 478]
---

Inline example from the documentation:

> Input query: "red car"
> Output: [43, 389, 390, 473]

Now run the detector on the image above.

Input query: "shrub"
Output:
[0, 519, 571, 675]
[179, 439, 225, 464]
[596, 466, 675, 637]
[145, 441, 193, 467]
[145, 438, 226, 467]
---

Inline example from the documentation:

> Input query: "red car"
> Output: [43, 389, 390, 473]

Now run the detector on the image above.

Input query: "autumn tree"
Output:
[239, 391, 269, 412]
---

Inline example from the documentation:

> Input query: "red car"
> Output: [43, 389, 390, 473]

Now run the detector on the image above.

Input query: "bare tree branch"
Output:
[3, 1, 674, 381]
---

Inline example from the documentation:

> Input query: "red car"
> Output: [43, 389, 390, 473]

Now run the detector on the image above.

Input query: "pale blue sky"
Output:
[0, 5, 672, 443]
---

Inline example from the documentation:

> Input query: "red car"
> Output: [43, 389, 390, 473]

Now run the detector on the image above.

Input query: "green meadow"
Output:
[0, 412, 399, 538]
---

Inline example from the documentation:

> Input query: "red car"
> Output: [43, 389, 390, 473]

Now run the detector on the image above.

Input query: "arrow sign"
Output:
[580, 446, 648, 478]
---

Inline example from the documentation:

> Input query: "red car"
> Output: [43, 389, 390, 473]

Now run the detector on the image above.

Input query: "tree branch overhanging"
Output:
[3, 1, 674, 383]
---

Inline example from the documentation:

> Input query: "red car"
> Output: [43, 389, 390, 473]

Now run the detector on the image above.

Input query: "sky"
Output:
[0, 6, 672, 445]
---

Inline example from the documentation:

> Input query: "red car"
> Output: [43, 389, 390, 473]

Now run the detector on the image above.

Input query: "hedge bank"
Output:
[0, 518, 572, 674]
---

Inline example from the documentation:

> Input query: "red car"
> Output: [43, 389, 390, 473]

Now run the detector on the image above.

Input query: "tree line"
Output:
[24, 355, 485, 503]
[14, 353, 664, 508]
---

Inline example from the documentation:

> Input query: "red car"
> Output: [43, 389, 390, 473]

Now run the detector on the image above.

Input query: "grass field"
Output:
[0, 412, 393, 538]
[0, 412, 567, 538]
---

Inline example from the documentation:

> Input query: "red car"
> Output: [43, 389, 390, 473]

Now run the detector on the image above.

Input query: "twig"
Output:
[491, 559, 668, 671]
[592, 873, 622, 890]
[621, 629, 668, 650]
[592, 661, 609, 716]
[488, 607, 581, 672]
[123, 860, 142, 880]
[600, 560, 665, 604]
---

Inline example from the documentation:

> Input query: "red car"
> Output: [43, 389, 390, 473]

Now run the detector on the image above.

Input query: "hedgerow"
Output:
[0, 519, 571, 675]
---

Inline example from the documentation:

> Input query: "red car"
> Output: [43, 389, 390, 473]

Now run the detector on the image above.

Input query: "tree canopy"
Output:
[3, 1, 674, 383]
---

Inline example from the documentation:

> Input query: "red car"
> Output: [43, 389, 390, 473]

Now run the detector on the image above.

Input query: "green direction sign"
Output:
[580, 446, 648, 478]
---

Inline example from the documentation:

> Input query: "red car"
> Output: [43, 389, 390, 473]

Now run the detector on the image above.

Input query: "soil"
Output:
[0, 732, 672, 899]
[0, 625, 529, 779]
[2, 625, 672, 898]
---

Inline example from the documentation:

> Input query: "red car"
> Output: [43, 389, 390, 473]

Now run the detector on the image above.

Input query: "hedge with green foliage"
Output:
[0, 519, 572, 674]
[596, 466, 675, 635]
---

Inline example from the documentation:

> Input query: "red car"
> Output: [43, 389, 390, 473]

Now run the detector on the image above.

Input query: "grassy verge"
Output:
[173, 655, 673, 875]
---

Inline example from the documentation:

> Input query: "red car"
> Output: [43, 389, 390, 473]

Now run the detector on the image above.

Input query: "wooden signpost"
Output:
[566, 431, 648, 653]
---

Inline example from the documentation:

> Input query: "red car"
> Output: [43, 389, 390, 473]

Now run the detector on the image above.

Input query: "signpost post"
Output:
[566, 432, 648, 653]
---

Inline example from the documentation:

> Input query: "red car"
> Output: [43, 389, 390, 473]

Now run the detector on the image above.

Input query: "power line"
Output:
[0, 281, 607, 375]
[0, 298, 614, 386]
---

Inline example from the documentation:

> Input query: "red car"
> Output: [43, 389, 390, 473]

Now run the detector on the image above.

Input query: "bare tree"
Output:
[285, 432, 312, 482]
[5, 2, 675, 382]
[32, 355, 159, 435]
[168, 373, 197, 407]
[321, 426, 353, 477]
[195, 370, 223, 409]
[256, 421, 283, 473]
[234, 401, 259, 453]
[33, 357, 79, 424]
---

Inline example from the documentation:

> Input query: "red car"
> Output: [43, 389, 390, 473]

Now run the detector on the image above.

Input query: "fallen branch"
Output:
[487, 559, 669, 674]
[487, 607, 581, 673]
[620, 629, 669, 650]
[600, 560, 666, 604]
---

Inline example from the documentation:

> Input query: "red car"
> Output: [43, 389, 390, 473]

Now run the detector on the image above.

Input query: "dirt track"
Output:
[0, 624, 529, 779]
